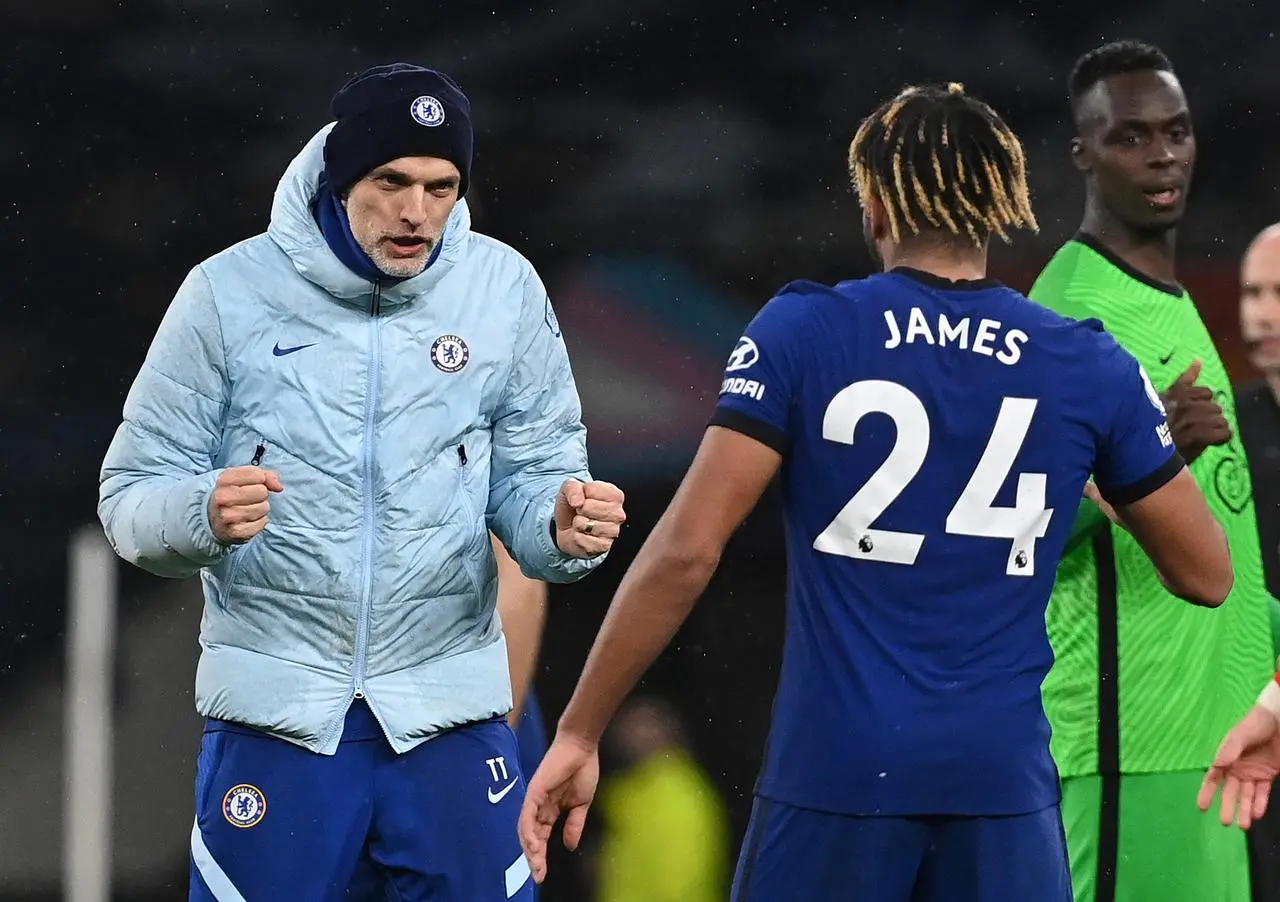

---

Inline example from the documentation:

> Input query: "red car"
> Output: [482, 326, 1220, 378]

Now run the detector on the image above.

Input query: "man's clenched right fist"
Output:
[209, 466, 284, 545]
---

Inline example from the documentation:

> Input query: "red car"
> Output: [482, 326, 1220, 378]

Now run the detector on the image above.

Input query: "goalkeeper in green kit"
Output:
[1030, 40, 1280, 902]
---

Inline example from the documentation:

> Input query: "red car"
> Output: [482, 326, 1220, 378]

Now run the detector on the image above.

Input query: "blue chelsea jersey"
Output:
[710, 268, 1181, 816]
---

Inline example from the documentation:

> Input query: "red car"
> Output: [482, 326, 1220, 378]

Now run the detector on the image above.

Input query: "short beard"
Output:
[361, 237, 434, 279]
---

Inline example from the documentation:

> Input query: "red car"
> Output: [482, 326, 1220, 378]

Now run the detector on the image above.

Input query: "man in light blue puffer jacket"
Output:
[97, 63, 625, 902]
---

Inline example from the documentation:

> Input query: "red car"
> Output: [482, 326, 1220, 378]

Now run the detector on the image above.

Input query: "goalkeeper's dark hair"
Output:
[1069, 40, 1174, 116]
[848, 82, 1038, 248]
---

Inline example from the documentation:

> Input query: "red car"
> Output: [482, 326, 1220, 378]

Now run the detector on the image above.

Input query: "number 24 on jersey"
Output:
[813, 379, 1055, 577]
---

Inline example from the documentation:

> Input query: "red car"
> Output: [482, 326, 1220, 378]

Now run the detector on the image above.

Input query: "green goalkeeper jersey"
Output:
[1030, 233, 1274, 778]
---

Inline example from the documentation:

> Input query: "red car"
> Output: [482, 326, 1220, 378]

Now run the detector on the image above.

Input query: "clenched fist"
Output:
[209, 466, 284, 545]
[554, 479, 625, 558]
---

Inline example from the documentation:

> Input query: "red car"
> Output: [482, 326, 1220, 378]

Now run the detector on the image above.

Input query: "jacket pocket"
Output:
[218, 437, 269, 608]
[218, 541, 261, 609]
[452, 443, 486, 600]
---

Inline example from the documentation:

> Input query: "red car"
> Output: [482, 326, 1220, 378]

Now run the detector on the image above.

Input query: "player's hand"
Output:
[554, 479, 625, 558]
[208, 466, 284, 545]
[518, 732, 600, 884]
[1198, 706, 1280, 830]
[1161, 360, 1232, 465]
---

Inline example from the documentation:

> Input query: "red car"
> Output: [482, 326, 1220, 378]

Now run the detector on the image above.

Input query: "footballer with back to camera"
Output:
[517, 81, 1234, 902]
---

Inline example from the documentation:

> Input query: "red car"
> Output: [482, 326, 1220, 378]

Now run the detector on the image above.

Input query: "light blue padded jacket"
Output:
[98, 125, 604, 755]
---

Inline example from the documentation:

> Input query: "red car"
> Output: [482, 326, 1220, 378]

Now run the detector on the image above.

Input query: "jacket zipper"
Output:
[317, 283, 381, 757]
[352, 283, 383, 702]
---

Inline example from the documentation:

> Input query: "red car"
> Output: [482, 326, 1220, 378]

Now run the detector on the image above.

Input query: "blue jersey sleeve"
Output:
[707, 290, 810, 454]
[1092, 336, 1185, 505]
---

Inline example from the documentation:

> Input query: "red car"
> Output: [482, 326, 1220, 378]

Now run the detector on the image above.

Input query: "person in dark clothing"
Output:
[1238, 223, 1280, 603]
[1233, 222, 1280, 902]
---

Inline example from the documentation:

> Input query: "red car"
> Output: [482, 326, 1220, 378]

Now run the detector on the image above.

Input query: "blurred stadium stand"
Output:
[1, 1, 1274, 899]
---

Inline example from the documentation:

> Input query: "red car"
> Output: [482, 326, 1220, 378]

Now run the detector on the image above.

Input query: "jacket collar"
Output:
[267, 123, 472, 307]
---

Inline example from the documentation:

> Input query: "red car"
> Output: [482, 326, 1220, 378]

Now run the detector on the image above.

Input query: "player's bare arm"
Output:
[517, 425, 780, 880]
[559, 426, 777, 742]
[1098, 467, 1233, 605]
[492, 532, 547, 724]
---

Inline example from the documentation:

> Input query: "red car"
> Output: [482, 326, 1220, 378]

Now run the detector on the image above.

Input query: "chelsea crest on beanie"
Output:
[323, 62, 474, 197]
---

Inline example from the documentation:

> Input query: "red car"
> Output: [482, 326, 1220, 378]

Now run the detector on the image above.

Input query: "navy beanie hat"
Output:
[323, 63, 474, 197]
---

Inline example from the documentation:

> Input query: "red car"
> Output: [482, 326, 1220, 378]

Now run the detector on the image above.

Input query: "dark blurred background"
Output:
[1, 1, 1275, 899]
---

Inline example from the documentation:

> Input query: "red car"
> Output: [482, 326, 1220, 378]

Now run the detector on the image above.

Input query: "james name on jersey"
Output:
[883, 306, 1028, 366]
[720, 305, 1028, 409]
[717, 298, 1173, 467]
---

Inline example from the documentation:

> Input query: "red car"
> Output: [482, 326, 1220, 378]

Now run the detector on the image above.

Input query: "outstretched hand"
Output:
[518, 734, 600, 884]
[1199, 705, 1280, 830]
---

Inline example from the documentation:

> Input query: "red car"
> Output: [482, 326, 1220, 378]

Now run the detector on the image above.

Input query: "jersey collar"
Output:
[889, 266, 1001, 292]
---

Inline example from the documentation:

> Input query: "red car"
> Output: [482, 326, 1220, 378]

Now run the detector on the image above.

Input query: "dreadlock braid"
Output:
[849, 82, 1038, 247]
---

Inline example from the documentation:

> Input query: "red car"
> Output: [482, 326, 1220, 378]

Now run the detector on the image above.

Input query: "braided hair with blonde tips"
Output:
[849, 82, 1038, 248]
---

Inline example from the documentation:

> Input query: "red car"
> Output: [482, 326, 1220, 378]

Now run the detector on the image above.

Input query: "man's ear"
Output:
[1070, 135, 1090, 173]
[866, 194, 890, 243]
